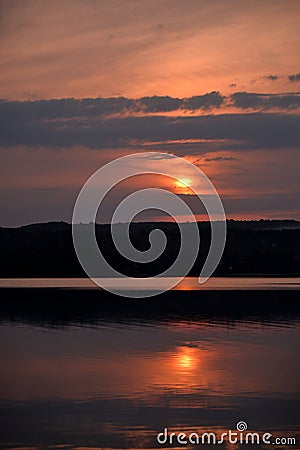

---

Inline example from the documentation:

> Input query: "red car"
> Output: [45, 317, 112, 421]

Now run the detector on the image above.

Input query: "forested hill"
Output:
[0, 220, 299, 277]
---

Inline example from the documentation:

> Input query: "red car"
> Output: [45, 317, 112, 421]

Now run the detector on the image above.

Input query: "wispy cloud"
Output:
[288, 73, 300, 82]
[262, 74, 279, 81]
[204, 156, 238, 162]
[230, 92, 300, 111]
[1, 0, 300, 99]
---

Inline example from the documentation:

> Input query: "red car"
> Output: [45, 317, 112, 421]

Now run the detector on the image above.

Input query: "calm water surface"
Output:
[1, 276, 300, 290]
[0, 283, 299, 449]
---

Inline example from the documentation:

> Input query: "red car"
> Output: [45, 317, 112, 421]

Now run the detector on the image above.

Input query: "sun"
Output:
[175, 177, 192, 189]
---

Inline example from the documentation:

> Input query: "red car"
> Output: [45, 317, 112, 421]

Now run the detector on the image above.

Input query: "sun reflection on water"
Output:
[175, 345, 199, 372]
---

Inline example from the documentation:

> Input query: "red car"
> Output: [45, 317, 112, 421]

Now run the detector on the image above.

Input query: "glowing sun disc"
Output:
[175, 178, 192, 188]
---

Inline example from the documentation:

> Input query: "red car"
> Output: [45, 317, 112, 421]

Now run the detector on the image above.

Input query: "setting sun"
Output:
[175, 178, 192, 189]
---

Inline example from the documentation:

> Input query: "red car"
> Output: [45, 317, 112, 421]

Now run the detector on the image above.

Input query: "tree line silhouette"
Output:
[0, 220, 299, 277]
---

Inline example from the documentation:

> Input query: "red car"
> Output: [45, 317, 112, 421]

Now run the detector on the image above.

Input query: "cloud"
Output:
[183, 91, 224, 111]
[1, 0, 300, 101]
[131, 92, 225, 113]
[204, 156, 238, 162]
[288, 73, 300, 82]
[140, 153, 176, 160]
[138, 96, 182, 112]
[0, 101, 300, 153]
[263, 74, 279, 81]
[0, 96, 300, 153]
[230, 92, 300, 111]
[0, 93, 224, 121]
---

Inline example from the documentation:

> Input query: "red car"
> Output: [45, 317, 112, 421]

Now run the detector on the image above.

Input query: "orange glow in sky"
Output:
[0, 1, 300, 99]
[175, 178, 192, 188]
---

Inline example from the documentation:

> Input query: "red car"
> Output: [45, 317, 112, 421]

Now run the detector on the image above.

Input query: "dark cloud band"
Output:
[1, 94, 300, 151]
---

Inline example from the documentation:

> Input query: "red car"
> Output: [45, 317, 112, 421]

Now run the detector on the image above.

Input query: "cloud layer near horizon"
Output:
[1, 93, 300, 152]
[1, 92, 300, 226]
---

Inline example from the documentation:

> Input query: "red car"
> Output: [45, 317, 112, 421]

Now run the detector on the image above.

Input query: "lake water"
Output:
[1, 276, 300, 290]
[0, 280, 299, 449]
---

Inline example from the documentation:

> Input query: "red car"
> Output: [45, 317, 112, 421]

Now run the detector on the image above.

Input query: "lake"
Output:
[1, 276, 300, 290]
[0, 279, 299, 449]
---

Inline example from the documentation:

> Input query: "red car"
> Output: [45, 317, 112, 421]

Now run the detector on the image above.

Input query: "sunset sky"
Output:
[1, 0, 300, 226]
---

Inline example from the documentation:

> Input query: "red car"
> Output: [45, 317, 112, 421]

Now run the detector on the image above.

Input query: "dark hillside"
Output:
[0, 220, 299, 277]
